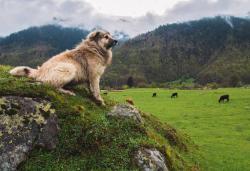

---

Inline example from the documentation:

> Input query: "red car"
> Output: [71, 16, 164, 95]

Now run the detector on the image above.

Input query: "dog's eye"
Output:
[104, 35, 109, 39]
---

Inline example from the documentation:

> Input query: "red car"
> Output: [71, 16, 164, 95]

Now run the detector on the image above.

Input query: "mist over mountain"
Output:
[0, 16, 250, 87]
[113, 31, 130, 41]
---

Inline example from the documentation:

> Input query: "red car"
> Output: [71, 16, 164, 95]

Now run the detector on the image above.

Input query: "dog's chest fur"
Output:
[96, 64, 106, 76]
[73, 55, 107, 83]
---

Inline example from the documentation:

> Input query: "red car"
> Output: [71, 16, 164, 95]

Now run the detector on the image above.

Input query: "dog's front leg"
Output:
[89, 76, 105, 106]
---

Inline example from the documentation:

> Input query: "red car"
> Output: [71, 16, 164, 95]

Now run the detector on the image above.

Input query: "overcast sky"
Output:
[0, 0, 250, 37]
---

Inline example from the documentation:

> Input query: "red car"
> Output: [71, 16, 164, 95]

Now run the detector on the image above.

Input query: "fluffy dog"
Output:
[9, 30, 118, 105]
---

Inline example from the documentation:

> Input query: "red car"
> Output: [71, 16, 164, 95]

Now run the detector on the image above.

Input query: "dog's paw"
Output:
[100, 101, 106, 106]
[68, 91, 76, 96]
[95, 99, 105, 106]
[58, 88, 76, 96]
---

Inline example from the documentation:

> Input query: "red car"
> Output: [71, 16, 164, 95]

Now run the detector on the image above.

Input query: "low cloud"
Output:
[0, 0, 249, 37]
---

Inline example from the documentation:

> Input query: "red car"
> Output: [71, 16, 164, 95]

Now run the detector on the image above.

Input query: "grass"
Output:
[0, 65, 198, 170]
[109, 88, 250, 171]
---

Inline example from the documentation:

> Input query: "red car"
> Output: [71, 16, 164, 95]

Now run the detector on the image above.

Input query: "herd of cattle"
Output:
[152, 92, 178, 98]
[152, 92, 229, 103]
[103, 91, 230, 105]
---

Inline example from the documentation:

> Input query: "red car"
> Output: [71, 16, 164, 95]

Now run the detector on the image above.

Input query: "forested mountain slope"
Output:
[0, 25, 88, 67]
[104, 16, 250, 87]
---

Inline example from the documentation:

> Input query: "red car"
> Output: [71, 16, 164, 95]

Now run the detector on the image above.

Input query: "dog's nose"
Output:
[113, 40, 118, 44]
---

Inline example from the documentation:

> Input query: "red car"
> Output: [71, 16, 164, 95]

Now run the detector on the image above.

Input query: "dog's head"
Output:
[86, 31, 118, 50]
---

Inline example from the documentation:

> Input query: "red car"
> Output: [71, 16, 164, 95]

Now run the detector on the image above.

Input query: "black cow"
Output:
[103, 91, 108, 95]
[219, 94, 229, 103]
[152, 92, 157, 97]
[171, 92, 178, 98]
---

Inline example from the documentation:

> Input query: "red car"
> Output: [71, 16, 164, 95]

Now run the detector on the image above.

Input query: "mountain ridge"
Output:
[104, 16, 250, 87]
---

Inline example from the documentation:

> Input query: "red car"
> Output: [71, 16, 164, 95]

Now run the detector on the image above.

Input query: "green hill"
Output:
[0, 65, 198, 170]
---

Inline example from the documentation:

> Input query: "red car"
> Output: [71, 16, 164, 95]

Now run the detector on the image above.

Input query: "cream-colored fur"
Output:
[9, 30, 118, 105]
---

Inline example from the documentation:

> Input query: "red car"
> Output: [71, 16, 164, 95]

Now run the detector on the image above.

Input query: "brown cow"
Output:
[126, 98, 134, 105]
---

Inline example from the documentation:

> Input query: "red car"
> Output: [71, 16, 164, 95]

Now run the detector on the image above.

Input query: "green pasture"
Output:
[108, 88, 250, 171]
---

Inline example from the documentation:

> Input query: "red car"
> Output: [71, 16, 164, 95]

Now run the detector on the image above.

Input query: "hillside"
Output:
[0, 25, 88, 67]
[104, 16, 250, 87]
[0, 65, 198, 170]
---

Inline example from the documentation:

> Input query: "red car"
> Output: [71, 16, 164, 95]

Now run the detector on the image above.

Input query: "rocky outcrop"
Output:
[107, 104, 143, 123]
[0, 96, 59, 171]
[108, 105, 169, 170]
[135, 148, 169, 171]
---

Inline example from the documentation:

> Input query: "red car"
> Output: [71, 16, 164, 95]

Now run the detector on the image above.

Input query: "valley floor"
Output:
[109, 88, 250, 171]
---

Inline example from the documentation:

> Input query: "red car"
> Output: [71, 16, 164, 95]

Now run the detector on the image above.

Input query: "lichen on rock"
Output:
[135, 148, 169, 171]
[0, 96, 59, 171]
[107, 104, 143, 123]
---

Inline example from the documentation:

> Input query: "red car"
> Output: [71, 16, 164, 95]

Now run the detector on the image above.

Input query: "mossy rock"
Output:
[0, 96, 58, 171]
[0, 65, 199, 171]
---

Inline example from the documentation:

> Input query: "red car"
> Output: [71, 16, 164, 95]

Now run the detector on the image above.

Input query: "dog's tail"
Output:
[9, 66, 38, 78]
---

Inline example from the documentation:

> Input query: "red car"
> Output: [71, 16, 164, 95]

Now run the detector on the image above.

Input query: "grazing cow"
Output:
[219, 94, 229, 103]
[126, 98, 134, 105]
[152, 93, 157, 97]
[171, 92, 178, 98]
[103, 91, 108, 95]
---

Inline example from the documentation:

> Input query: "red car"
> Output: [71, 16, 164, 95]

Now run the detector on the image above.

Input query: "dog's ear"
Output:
[87, 31, 100, 41]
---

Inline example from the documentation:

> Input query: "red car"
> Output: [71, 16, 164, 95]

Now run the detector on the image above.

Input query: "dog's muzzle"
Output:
[107, 39, 118, 49]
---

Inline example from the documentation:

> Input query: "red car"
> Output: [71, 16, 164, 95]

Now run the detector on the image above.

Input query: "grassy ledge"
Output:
[0, 65, 198, 171]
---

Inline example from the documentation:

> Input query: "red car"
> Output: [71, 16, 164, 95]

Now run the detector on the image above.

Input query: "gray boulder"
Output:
[107, 104, 143, 123]
[0, 96, 59, 171]
[135, 148, 169, 171]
